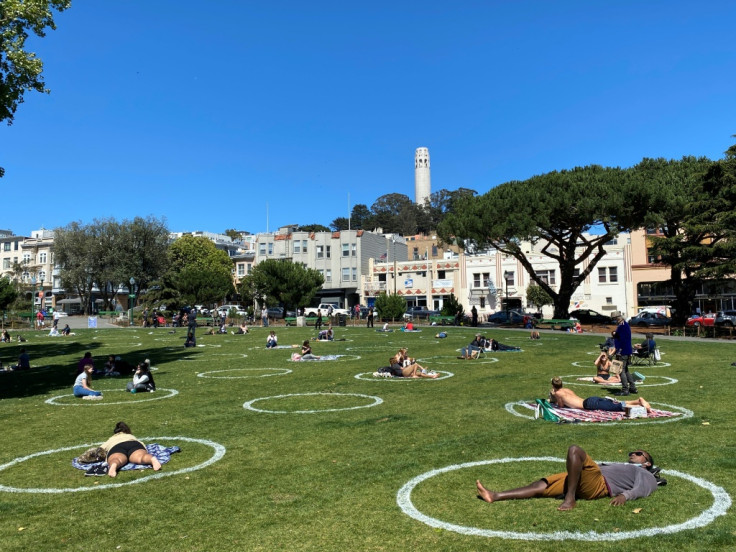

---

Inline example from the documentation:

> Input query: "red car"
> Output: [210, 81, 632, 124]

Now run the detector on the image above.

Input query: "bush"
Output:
[374, 292, 406, 321]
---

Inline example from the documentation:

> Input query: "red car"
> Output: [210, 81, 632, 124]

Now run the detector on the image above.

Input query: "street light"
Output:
[30, 276, 37, 329]
[129, 277, 136, 326]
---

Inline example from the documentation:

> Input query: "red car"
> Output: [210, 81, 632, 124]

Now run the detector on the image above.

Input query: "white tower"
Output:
[414, 147, 431, 206]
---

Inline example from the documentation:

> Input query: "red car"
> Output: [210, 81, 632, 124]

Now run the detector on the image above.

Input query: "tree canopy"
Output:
[1, 0, 71, 177]
[439, 165, 649, 318]
[0, 275, 18, 311]
[239, 259, 323, 316]
[167, 235, 234, 306]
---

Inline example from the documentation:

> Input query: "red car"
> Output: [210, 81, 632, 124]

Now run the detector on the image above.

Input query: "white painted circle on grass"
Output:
[243, 392, 382, 413]
[397, 456, 731, 541]
[417, 355, 499, 365]
[288, 354, 361, 362]
[354, 371, 454, 381]
[45, 388, 179, 406]
[572, 360, 671, 368]
[197, 368, 292, 379]
[0, 436, 225, 494]
[560, 374, 678, 387]
[504, 400, 693, 425]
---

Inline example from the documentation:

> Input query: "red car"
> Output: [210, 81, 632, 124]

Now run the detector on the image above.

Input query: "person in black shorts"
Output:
[100, 421, 161, 478]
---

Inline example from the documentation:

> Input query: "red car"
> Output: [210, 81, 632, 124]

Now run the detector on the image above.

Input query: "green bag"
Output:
[534, 399, 561, 423]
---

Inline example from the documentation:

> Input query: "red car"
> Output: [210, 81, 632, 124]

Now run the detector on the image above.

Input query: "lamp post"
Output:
[30, 276, 37, 329]
[128, 277, 136, 326]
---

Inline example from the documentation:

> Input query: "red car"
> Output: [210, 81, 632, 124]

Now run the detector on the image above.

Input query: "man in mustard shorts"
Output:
[476, 445, 659, 511]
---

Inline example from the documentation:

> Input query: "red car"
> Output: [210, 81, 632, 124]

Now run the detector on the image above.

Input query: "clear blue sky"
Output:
[3, 0, 735, 236]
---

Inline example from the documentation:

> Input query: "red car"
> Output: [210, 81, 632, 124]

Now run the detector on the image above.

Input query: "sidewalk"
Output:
[54, 314, 123, 330]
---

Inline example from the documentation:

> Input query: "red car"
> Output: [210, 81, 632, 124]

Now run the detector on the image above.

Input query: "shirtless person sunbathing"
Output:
[549, 377, 651, 412]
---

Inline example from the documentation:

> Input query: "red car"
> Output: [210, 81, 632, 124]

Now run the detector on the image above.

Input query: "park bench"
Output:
[98, 310, 118, 318]
[539, 318, 576, 330]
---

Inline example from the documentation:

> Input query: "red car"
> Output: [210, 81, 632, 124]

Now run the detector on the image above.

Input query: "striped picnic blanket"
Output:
[523, 402, 679, 423]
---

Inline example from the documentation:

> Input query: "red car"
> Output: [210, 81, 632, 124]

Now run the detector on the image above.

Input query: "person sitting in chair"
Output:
[634, 333, 656, 353]
[476, 445, 662, 511]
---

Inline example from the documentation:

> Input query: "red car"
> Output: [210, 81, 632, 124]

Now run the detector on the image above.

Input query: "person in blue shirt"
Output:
[613, 312, 636, 396]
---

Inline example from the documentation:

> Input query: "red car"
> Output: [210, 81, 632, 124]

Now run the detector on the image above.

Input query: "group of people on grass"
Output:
[72, 352, 156, 400]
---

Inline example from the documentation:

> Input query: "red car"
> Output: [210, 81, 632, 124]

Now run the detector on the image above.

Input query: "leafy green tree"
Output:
[440, 293, 463, 318]
[350, 204, 373, 230]
[632, 156, 715, 323]
[526, 284, 553, 312]
[1, 0, 71, 177]
[440, 165, 648, 318]
[53, 222, 98, 314]
[298, 224, 331, 233]
[0, 275, 18, 311]
[330, 217, 349, 231]
[168, 235, 234, 306]
[370, 193, 415, 234]
[425, 188, 478, 231]
[373, 292, 406, 321]
[239, 259, 323, 317]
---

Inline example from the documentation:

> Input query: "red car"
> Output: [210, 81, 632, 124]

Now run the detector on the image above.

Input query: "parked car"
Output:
[715, 310, 736, 327]
[488, 310, 526, 324]
[403, 306, 440, 320]
[568, 309, 614, 325]
[215, 305, 247, 318]
[629, 311, 672, 327]
[686, 314, 716, 327]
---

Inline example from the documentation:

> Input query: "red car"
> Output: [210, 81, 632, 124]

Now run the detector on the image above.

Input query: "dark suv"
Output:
[715, 310, 736, 327]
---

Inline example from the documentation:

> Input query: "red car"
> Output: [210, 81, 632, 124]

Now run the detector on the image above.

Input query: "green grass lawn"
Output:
[0, 325, 734, 551]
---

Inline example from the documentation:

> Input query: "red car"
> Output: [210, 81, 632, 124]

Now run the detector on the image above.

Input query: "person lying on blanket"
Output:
[476, 444, 661, 511]
[390, 348, 438, 378]
[99, 421, 161, 478]
[549, 377, 650, 412]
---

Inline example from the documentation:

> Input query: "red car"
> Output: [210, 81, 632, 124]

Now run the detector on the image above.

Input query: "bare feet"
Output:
[151, 457, 162, 471]
[557, 499, 576, 511]
[476, 480, 497, 503]
[638, 397, 652, 412]
[108, 463, 118, 478]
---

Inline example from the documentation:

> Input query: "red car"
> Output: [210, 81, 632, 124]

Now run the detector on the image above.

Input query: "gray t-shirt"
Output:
[599, 463, 658, 501]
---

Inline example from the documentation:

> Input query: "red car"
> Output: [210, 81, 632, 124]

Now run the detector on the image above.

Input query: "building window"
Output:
[237, 264, 245, 277]
[317, 245, 324, 259]
[294, 241, 301, 254]
[504, 271, 515, 288]
[342, 268, 350, 281]
[325, 245, 331, 258]
[480, 297, 485, 308]
[247, 263, 252, 274]
[325, 269, 332, 283]
[2, 259, 9, 269]
[473, 273, 481, 287]
[268, 243, 273, 255]
[378, 274, 386, 282]
[431, 245, 438, 256]
[413, 247, 419, 260]
[351, 243, 357, 257]
[352, 267, 357, 281]
[302, 240, 307, 253]
[598, 267, 607, 283]
[3, 243, 9, 251]
[598, 267, 618, 283]
[437, 270, 446, 279]
[342, 244, 349, 257]
[259, 243, 266, 256]
[23, 253, 31, 264]
[609, 267, 618, 283]
[535, 269, 556, 286]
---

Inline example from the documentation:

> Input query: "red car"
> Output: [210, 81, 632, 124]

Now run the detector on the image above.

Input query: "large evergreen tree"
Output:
[239, 259, 323, 317]
[439, 165, 649, 318]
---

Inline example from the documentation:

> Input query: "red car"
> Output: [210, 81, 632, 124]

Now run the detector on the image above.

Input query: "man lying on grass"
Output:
[549, 376, 651, 413]
[476, 445, 660, 511]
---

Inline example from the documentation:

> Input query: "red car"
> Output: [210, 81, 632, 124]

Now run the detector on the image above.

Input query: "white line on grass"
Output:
[504, 400, 693, 425]
[243, 392, 383, 413]
[397, 457, 731, 541]
[197, 368, 292, 379]
[560, 374, 678, 387]
[572, 360, 672, 368]
[45, 388, 179, 406]
[354, 371, 454, 381]
[417, 355, 499, 364]
[0, 436, 225, 494]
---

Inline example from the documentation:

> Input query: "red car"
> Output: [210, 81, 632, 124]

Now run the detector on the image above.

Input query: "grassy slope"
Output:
[0, 325, 734, 551]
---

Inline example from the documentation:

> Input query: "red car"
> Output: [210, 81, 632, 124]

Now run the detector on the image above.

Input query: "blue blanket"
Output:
[72, 443, 180, 473]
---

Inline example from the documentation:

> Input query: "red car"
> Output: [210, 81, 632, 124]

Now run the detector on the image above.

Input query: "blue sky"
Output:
[3, 0, 735, 236]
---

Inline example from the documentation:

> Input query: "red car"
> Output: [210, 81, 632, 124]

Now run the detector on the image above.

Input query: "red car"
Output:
[686, 314, 716, 327]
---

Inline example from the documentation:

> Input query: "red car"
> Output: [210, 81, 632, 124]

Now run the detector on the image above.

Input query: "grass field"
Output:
[0, 324, 734, 551]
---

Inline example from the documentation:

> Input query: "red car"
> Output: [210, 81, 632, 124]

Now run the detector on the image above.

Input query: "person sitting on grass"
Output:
[459, 334, 484, 359]
[61, 324, 72, 336]
[233, 321, 249, 334]
[592, 351, 620, 384]
[549, 377, 650, 412]
[530, 330, 540, 340]
[403, 321, 415, 331]
[300, 340, 321, 360]
[126, 362, 156, 393]
[100, 421, 161, 478]
[266, 330, 278, 349]
[1, 329, 10, 342]
[317, 327, 334, 341]
[476, 445, 660, 511]
[73, 363, 102, 400]
[390, 348, 438, 378]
